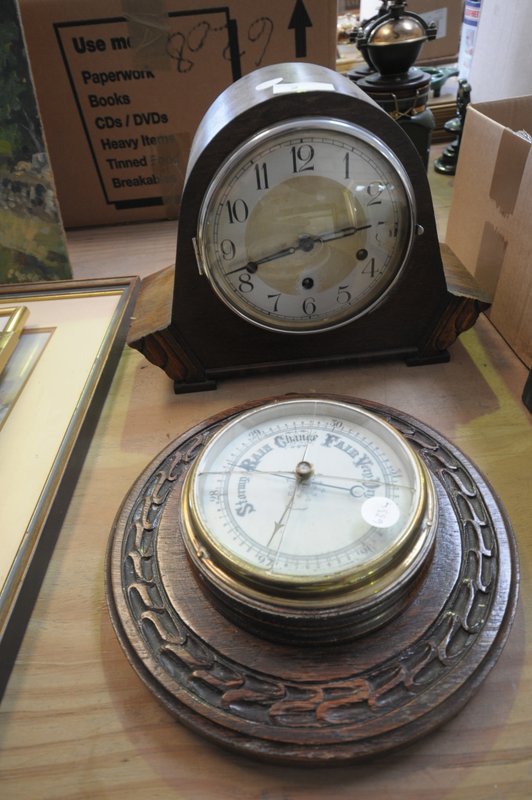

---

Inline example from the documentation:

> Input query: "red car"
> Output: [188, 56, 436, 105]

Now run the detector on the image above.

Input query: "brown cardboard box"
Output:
[446, 96, 532, 367]
[19, 0, 336, 228]
[409, 1, 463, 65]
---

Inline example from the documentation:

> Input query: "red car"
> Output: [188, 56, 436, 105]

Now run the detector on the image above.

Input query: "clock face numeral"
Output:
[291, 143, 315, 173]
[337, 285, 352, 305]
[220, 239, 236, 260]
[302, 297, 316, 316]
[226, 198, 249, 224]
[361, 257, 377, 278]
[343, 151, 351, 180]
[254, 162, 269, 190]
[268, 293, 281, 311]
[238, 273, 254, 293]
[366, 182, 385, 206]
[198, 118, 415, 332]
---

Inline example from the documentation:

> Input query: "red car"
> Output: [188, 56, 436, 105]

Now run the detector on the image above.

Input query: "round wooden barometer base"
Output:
[106, 394, 518, 764]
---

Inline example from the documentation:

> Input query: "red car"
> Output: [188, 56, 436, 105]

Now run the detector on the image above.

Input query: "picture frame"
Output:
[0, 306, 30, 375]
[0, 277, 139, 697]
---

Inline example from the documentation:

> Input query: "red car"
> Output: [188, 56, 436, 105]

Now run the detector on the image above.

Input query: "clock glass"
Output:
[195, 118, 416, 333]
[182, 397, 436, 604]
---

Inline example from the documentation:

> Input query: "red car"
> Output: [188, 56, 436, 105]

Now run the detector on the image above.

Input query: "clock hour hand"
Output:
[224, 224, 372, 277]
[274, 225, 373, 255]
[315, 223, 372, 243]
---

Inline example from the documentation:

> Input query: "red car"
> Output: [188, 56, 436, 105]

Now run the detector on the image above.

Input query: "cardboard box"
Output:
[468, 0, 531, 103]
[409, 1, 463, 65]
[19, 0, 337, 228]
[446, 96, 532, 367]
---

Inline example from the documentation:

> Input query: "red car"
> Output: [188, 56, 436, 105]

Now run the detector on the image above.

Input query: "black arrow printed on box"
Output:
[289, 0, 312, 58]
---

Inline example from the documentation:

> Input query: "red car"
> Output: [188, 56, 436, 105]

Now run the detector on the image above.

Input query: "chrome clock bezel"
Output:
[196, 117, 417, 334]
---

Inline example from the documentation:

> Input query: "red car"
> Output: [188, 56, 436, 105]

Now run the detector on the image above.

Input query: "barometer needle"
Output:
[266, 482, 299, 549]
[265, 436, 314, 552]
[197, 468, 412, 492]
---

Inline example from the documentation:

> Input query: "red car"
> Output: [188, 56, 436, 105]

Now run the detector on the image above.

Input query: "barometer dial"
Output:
[181, 397, 437, 638]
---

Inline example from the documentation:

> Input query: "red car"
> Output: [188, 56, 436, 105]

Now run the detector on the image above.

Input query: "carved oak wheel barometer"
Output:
[106, 394, 518, 763]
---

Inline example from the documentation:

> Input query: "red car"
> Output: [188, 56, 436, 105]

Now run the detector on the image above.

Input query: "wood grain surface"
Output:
[0, 151, 530, 797]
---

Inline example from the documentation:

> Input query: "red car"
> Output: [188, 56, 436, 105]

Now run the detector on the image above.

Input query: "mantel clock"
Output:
[130, 62, 489, 393]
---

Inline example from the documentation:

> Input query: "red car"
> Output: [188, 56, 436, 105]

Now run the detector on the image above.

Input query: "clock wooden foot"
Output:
[130, 323, 211, 389]
[405, 349, 450, 366]
[173, 377, 217, 393]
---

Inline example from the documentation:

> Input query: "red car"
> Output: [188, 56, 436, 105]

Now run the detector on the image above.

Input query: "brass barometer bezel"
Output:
[179, 397, 438, 640]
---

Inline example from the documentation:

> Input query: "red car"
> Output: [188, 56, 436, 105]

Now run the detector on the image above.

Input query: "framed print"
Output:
[0, 306, 30, 375]
[0, 277, 138, 696]
[0, 311, 51, 430]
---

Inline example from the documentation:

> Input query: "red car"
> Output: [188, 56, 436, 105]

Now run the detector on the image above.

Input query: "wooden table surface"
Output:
[0, 171, 531, 798]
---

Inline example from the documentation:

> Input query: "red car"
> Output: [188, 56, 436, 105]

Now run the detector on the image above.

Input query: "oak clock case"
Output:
[106, 394, 518, 764]
[131, 62, 489, 393]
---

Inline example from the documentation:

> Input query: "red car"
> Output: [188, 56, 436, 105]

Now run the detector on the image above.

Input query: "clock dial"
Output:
[182, 397, 437, 607]
[196, 118, 416, 333]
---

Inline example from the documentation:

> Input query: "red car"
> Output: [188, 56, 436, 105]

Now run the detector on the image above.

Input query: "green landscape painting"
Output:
[0, 0, 71, 283]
